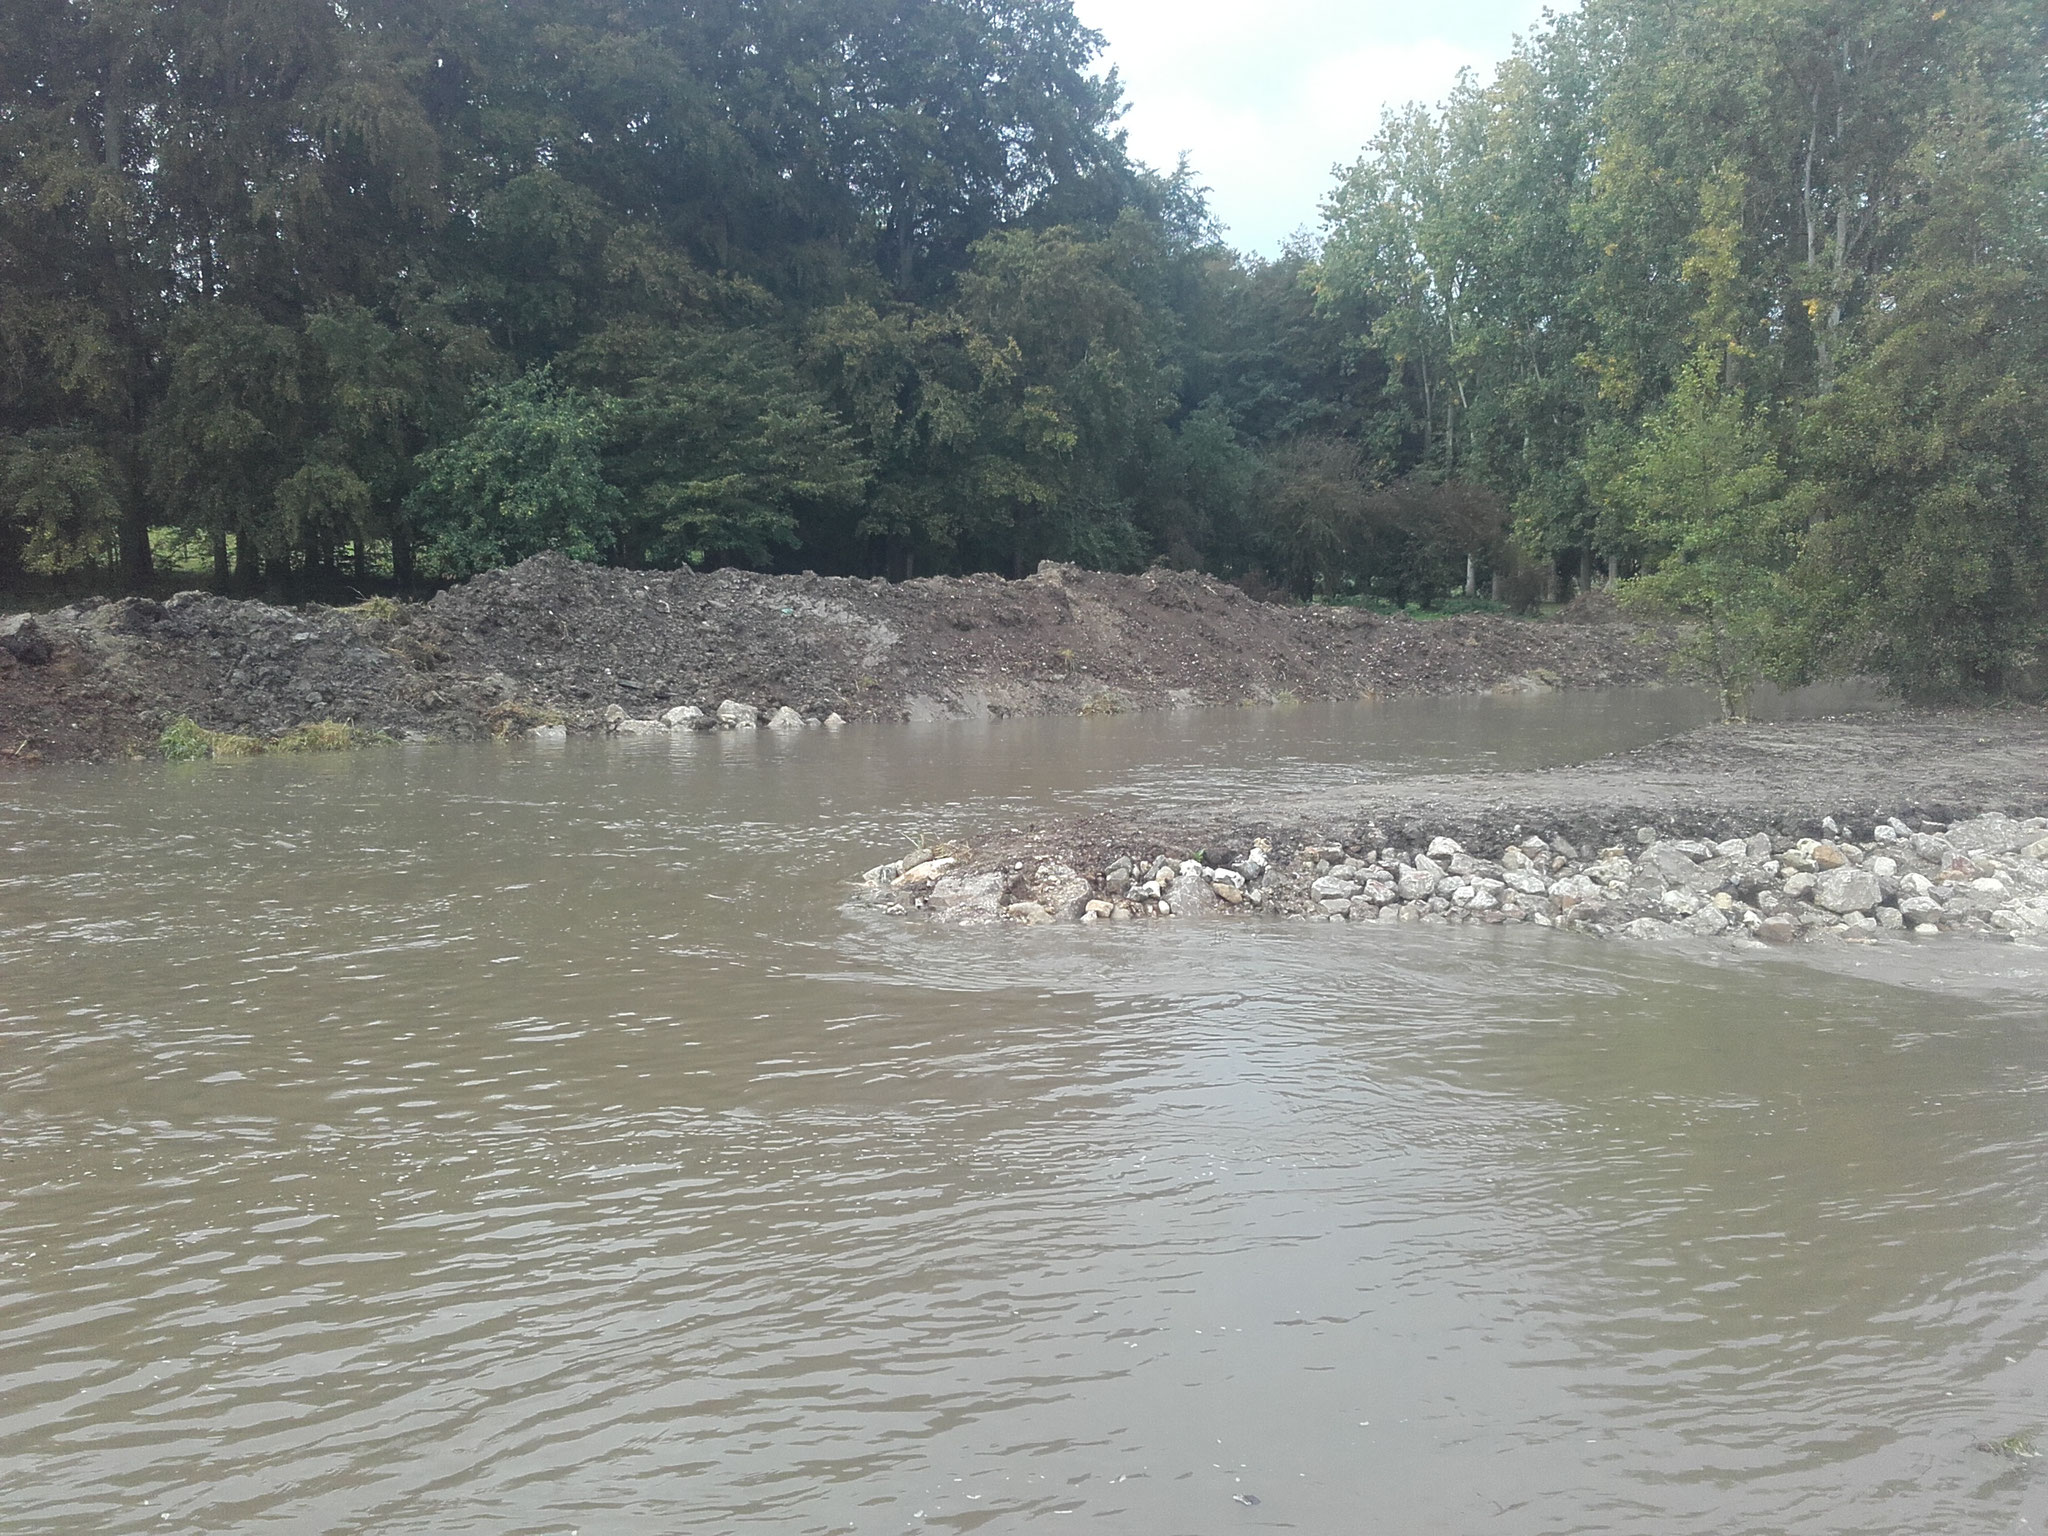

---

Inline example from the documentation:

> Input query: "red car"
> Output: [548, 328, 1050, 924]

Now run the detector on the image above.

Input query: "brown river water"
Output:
[3, 689, 2046, 1535]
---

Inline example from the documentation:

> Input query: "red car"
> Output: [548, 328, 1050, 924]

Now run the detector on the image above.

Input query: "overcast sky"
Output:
[1072, 0, 1563, 256]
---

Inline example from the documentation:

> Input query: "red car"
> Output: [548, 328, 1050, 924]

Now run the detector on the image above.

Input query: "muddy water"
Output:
[4, 690, 2046, 1536]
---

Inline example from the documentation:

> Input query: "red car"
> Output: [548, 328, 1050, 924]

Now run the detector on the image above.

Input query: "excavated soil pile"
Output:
[1, 553, 1670, 765]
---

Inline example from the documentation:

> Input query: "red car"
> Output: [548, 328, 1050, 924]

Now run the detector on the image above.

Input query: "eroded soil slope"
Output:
[1, 553, 1668, 765]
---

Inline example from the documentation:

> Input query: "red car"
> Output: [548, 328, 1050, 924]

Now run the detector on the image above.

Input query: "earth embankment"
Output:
[0, 554, 1669, 765]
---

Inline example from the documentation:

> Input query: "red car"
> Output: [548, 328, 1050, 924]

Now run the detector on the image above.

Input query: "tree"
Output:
[1262, 437, 1373, 599]
[1609, 350, 1796, 719]
[409, 371, 623, 575]
[1793, 84, 2048, 697]
[145, 306, 307, 584]
[569, 320, 868, 569]
[948, 221, 1180, 574]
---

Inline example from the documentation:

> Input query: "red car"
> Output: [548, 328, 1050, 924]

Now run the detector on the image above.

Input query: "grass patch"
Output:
[160, 718, 264, 761]
[1080, 691, 1124, 717]
[161, 717, 379, 761]
[344, 595, 409, 625]
[1319, 594, 1519, 619]
[272, 721, 371, 753]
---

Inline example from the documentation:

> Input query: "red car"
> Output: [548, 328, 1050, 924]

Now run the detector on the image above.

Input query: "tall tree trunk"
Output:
[392, 529, 416, 590]
[211, 530, 230, 590]
[116, 506, 151, 590]
[1417, 352, 1433, 463]
[896, 187, 916, 292]
[104, 45, 154, 594]
[1465, 552, 1477, 597]
[235, 532, 259, 591]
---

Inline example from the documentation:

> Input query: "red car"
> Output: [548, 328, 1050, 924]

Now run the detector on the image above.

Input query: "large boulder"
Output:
[928, 871, 1007, 926]
[1031, 862, 1094, 921]
[1640, 842, 1715, 891]
[1815, 866, 1883, 916]
[1397, 865, 1440, 902]
[1168, 860, 1225, 917]
[1947, 815, 2031, 855]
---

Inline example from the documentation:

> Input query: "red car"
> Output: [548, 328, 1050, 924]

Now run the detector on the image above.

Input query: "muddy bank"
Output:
[0, 553, 1669, 765]
[859, 710, 2048, 947]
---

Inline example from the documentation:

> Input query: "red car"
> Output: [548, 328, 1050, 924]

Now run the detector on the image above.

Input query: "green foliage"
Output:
[161, 716, 377, 760]
[1324, 595, 1518, 620]
[160, 719, 264, 761]
[1793, 86, 2048, 698]
[1314, 0, 2048, 698]
[6, 0, 2044, 704]
[271, 722, 374, 753]
[569, 321, 867, 569]
[409, 373, 625, 577]
[1609, 351, 1797, 719]
[1262, 437, 1372, 599]
[0, 431, 124, 581]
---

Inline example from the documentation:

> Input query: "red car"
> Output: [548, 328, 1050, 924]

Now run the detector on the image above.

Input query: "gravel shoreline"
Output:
[858, 710, 2048, 947]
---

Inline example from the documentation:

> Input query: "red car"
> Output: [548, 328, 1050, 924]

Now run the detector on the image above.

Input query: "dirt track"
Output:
[0, 554, 1669, 765]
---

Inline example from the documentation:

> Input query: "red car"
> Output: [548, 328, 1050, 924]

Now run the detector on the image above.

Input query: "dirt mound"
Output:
[1, 554, 1674, 765]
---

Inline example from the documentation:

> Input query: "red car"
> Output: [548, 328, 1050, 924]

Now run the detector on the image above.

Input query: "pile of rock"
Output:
[861, 813, 2048, 945]
[601, 700, 848, 736]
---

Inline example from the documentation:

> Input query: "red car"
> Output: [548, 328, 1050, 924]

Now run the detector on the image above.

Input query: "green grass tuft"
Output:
[159, 718, 215, 762]
[162, 716, 378, 760]
[160, 717, 265, 760]
[271, 721, 369, 753]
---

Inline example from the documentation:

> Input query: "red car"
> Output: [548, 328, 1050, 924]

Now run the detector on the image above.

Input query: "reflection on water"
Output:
[2, 689, 2043, 1536]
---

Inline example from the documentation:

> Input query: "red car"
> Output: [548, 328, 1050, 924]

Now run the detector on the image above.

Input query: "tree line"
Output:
[2, 0, 2043, 700]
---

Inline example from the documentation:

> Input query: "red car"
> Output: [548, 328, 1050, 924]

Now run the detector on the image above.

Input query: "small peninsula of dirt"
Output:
[0, 553, 1669, 766]
[861, 709, 2048, 948]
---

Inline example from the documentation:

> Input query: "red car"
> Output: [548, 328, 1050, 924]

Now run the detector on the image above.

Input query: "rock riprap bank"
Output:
[855, 711, 2048, 948]
[864, 815, 2048, 945]
[1, 552, 1665, 765]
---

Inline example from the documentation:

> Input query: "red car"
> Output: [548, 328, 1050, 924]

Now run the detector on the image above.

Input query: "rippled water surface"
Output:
[3, 691, 2045, 1535]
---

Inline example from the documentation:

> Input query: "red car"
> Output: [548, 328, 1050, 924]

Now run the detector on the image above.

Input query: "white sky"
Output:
[1072, 0, 1564, 255]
